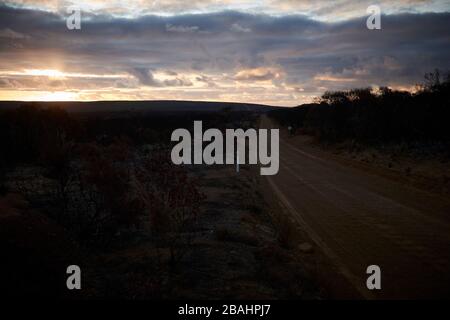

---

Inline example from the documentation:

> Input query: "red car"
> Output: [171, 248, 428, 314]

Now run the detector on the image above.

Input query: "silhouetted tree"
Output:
[269, 70, 450, 146]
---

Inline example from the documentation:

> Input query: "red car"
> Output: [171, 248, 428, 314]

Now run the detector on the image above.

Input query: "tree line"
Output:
[269, 70, 450, 148]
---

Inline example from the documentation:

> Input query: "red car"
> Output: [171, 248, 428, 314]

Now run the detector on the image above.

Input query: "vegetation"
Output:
[269, 70, 450, 149]
[0, 105, 210, 247]
[2, 105, 301, 299]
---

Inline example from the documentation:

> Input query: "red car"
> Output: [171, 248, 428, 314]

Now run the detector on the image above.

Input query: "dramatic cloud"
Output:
[166, 24, 200, 33]
[3, 0, 449, 20]
[234, 68, 283, 81]
[129, 68, 161, 87]
[230, 23, 251, 33]
[0, 27, 28, 39]
[0, 1, 449, 105]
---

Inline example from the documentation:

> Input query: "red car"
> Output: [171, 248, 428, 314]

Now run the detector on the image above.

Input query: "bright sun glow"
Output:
[23, 69, 66, 78]
[37, 91, 79, 101]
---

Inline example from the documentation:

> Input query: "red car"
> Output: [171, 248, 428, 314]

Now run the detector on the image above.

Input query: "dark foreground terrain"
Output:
[1, 75, 450, 299]
[0, 102, 321, 299]
[0, 100, 273, 114]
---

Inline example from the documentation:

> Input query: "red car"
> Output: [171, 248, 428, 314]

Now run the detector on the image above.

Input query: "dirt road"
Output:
[262, 116, 450, 299]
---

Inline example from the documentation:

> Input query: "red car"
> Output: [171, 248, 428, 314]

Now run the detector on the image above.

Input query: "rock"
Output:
[298, 242, 314, 253]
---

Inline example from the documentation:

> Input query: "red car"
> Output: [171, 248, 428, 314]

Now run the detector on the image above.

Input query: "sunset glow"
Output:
[0, 0, 449, 105]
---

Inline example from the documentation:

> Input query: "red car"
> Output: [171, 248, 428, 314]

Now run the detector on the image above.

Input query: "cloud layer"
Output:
[0, 2, 449, 105]
[3, 0, 450, 20]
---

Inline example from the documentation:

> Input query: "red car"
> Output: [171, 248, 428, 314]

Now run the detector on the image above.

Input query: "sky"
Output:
[0, 0, 449, 106]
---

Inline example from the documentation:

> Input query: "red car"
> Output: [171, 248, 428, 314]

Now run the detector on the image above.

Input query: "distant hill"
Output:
[0, 100, 276, 114]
